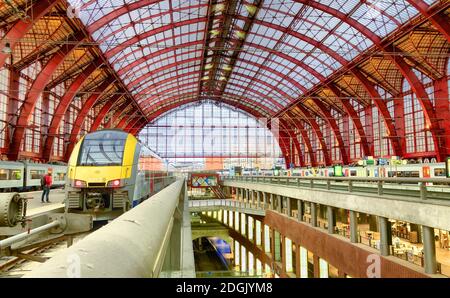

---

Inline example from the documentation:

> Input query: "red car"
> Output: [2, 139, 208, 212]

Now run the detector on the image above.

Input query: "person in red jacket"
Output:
[41, 169, 53, 203]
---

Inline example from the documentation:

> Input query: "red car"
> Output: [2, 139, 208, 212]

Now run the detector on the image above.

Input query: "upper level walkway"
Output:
[222, 176, 450, 232]
[189, 199, 265, 216]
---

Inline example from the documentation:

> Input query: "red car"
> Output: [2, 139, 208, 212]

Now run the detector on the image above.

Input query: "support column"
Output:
[327, 206, 336, 234]
[349, 210, 359, 243]
[311, 203, 318, 227]
[422, 226, 437, 274]
[262, 192, 267, 208]
[379, 217, 391, 256]
[313, 255, 320, 278]
[256, 191, 260, 207]
[277, 195, 282, 213]
[295, 243, 301, 278]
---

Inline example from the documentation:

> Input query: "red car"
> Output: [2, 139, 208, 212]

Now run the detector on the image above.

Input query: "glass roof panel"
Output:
[68, 0, 433, 116]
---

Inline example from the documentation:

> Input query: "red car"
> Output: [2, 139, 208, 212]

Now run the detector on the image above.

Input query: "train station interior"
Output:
[0, 0, 449, 279]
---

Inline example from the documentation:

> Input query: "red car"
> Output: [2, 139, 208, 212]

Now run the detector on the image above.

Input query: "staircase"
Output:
[206, 181, 227, 200]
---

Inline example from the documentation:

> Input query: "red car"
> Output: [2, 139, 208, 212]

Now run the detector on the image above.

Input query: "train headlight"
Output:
[107, 179, 122, 188]
[74, 180, 86, 188]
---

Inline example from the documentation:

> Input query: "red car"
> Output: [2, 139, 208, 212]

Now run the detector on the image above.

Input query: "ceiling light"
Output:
[244, 4, 258, 15]
[235, 31, 246, 39]
[210, 29, 220, 37]
[2, 42, 12, 54]
[213, 4, 225, 13]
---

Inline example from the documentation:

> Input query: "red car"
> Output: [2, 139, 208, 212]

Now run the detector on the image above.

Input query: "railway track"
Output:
[0, 233, 89, 277]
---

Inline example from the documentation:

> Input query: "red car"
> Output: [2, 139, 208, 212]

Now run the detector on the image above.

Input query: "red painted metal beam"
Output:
[287, 0, 446, 162]
[8, 31, 85, 160]
[325, 84, 371, 156]
[292, 0, 381, 44]
[140, 73, 287, 112]
[123, 117, 139, 133]
[107, 102, 134, 128]
[285, 111, 317, 167]
[125, 117, 145, 134]
[117, 40, 203, 76]
[64, 78, 116, 160]
[312, 99, 349, 164]
[387, 45, 447, 161]
[87, 0, 165, 32]
[351, 69, 403, 156]
[407, 0, 450, 43]
[280, 117, 305, 167]
[116, 111, 137, 130]
[128, 56, 202, 90]
[277, 130, 292, 169]
[142, 90, 277, 118]
[127, 53, 305, 99]
[0, 0, 58, 68]
[89, 94, 123, 132]
[42, 61, 101, 161]
[105, 18, 207, 59]
[295, 105, 332, 166]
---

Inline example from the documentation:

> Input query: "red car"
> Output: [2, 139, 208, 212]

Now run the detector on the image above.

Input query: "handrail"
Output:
[24, 179, 185, 278]
[223, 175, 450, 184]
[222, 175, 450, 201]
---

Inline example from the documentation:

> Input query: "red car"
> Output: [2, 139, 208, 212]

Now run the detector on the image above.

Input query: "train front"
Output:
[66, 129, 139, 220]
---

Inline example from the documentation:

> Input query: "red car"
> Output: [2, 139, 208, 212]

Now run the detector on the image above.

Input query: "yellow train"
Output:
[65, 129, 171, 220]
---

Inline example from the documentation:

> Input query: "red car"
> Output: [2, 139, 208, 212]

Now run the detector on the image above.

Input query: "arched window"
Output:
[316, 116, 326, 164]
[372, 86, 394, 158]
[0, 67, 9, 148]
[139, 101, 284, 170]
[349, 98, 365, 160]
[402, 69, 435, 154]
[20, 62, 42, 154]
[50, 83, 65, 158]
[331, 109, 342, 162]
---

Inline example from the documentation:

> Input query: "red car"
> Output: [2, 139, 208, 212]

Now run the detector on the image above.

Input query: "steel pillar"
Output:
[350, 210, 359, 243]
[422, 225, 437, 274]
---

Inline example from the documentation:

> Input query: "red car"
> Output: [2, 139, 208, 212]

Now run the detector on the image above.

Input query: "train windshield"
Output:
[77, 131, 127, 166]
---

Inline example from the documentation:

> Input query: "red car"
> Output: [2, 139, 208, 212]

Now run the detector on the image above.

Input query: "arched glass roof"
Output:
[69, 0, 434, 117]
[138, 100, 285, 169]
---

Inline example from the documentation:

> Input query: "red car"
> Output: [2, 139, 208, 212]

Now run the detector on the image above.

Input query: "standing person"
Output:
[41, 169, 52, 203]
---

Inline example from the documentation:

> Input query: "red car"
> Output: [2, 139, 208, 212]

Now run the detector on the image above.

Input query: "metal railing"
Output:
[189, 199, 266, 214]
[224, 175, 450, 201]
[23, 179, 187, 278]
